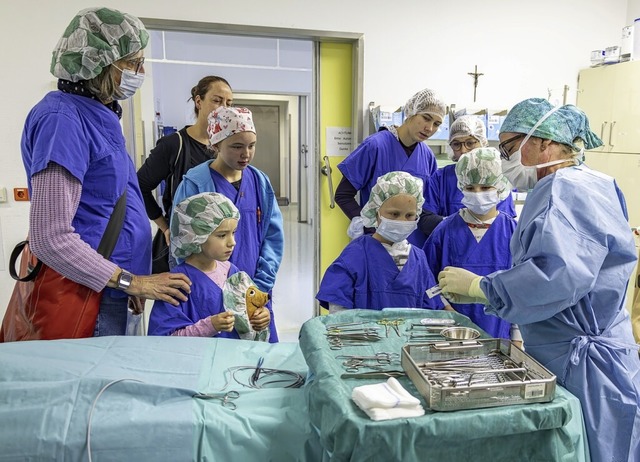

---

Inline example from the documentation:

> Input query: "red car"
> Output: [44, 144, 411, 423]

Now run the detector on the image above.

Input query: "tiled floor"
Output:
[272, 205, 316, 343]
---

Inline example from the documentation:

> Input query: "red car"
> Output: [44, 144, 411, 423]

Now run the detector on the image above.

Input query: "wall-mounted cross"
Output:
[467, 65, 484, 102]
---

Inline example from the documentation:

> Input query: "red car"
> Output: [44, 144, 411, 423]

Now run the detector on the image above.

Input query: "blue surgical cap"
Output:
[501, 98, 603, 151]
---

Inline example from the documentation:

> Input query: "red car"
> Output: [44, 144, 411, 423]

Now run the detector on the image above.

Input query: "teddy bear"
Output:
[223, 271, 270, 342]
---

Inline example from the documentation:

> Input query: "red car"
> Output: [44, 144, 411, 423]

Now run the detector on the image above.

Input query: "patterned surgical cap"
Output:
[170, 192, 240, 260]
[501, 98, 603, 151]
[403, 88, 447, 122]
[449, 115, 488, 146]
[360, 171, 425, 228]
[208, 106, 256, 146]
[455, 147, 512, 201]
[50, 7, 149, 82]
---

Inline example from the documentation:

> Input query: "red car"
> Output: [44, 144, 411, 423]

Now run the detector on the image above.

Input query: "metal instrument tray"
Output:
[401, 339, 556, 411]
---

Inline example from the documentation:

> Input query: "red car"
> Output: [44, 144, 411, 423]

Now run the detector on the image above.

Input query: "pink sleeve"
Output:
[28, 163, 118, 292]
[170, 317, 219, 337]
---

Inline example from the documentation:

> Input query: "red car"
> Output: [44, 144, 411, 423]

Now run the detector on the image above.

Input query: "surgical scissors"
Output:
[377, 318, 404, 337]
[192, 390, 240, 410]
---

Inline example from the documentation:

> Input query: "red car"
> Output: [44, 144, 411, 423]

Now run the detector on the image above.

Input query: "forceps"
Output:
[341, 359, 389, 373]
[192, 390, 240, 410]
[335, 352, 398, 364]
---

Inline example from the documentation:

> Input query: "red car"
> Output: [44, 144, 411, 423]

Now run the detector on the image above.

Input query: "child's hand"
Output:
[210, 312, 235, 332]
[250, 307, 270, 331]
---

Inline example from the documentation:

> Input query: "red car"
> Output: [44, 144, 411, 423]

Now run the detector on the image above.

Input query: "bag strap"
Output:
[9, 240, 40, 282]
[96, 188, 127, 259]
[167, 131, 183, 199]
[10, 190, 128, 282]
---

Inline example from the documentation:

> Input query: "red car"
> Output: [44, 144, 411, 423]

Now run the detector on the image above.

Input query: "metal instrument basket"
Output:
[401, 339, 556, 411]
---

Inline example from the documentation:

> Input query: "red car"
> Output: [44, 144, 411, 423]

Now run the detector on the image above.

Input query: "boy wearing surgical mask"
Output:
[316, 172, 446, 312]
[423, 148, 521, 343]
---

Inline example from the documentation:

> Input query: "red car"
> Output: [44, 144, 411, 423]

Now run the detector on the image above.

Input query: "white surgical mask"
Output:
[114, 68, 145, 100]
[502, 150, 537, 191]
[376, 216, 418, 243]
[503, 105, 578, 190]
[461, 190, 500, 215]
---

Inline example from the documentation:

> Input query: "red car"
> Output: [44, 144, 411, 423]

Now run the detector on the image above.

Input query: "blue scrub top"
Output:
[338, 129, 437, 207]
[21, 91, 152, 287]
[317, 235, 443, 311]
[423, 212, 516, 338]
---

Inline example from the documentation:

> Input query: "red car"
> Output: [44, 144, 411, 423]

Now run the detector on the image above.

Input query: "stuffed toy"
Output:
[223, 272, 270, 342]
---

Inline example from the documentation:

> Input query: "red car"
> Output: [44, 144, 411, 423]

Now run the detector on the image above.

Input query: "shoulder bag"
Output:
[0, 190, 127, 342]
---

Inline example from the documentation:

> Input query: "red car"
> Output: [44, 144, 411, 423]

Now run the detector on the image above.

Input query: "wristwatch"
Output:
[116, 270, 133, 291]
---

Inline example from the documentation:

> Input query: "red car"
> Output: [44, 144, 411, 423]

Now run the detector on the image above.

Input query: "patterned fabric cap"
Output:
[403, 88, 446, 122]
[449, 115, 487, 145]
[170, 192, 240, 260]
[208, 106, 256, 146]
[360, 171, 425, 228]
[51, 7, 149, 82]
[501, 98, 603, 151]
[455, 147, 512, 201]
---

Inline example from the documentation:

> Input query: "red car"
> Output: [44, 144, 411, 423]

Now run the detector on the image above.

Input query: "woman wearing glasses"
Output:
[137, 76, 233, 273]
[438, 98, 640, 462]
[420, 115, 516, 241]
[1, 7, 191, 341]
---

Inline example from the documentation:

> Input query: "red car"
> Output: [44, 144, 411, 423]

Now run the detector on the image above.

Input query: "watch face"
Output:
[118, 271, 132, 289]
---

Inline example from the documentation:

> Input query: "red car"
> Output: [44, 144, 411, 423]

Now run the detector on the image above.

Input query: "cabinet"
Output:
[577, 60, 640, 153]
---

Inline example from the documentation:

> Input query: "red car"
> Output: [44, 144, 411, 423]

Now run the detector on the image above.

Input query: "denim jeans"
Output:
[93, 292, 128, 336]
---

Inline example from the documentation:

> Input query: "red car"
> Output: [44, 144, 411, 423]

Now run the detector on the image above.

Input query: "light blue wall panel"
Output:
[152, 63, 311, 128]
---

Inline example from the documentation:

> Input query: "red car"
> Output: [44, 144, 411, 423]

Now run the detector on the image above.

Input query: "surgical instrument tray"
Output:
[401, 339, 556, 411]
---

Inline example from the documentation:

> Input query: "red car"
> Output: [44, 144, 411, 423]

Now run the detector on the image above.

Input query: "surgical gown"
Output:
[423, 164, 516, 218]
[481, 164, 640, 462]
[316, 235, 443, 310]
[423, 212, 516, 338]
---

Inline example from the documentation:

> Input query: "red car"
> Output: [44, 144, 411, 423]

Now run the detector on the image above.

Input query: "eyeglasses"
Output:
[125, 57, 145, 75]
[449, 139, 480, 151]
[498, 134, 525, 160]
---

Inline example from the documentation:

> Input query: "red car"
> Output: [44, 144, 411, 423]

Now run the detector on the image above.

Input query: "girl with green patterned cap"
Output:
[2, 7, 191, 341]
[423, 147, 520, 342]
[149, 192, 271, 337]
[317, 171, 447, 312]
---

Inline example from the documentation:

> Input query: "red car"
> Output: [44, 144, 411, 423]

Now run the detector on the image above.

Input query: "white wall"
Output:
[0, 0, 629, 321]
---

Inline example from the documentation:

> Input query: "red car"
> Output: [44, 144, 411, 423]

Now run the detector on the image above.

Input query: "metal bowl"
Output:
[440, 326, 480, 340]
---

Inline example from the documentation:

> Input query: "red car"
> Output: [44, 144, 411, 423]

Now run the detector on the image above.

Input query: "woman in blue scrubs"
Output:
[173, 106, 283, 342]
[317, 171, 446, 312]
[438, 98, 640, 462]
[3, 7, 191, 340]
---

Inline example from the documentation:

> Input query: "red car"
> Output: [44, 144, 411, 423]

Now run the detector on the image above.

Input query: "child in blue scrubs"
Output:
[173, 106, 283, 341]
[422, 115, 516, 237]
[149, 192, 271, 337]
[423, 147, 520, 342]
[317, 171, 447, 312]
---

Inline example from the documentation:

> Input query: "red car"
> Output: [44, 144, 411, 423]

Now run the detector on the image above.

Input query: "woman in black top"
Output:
[137, 76, 233, 271]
